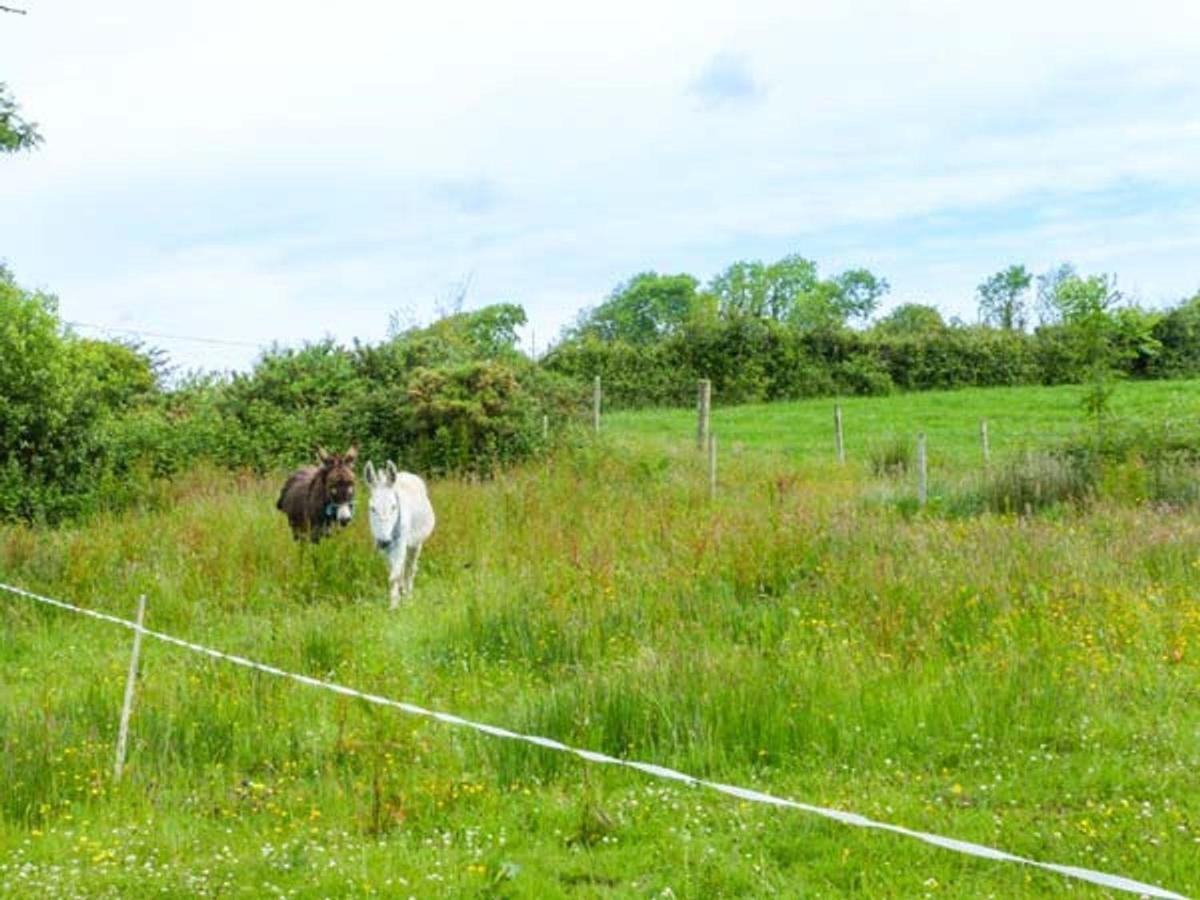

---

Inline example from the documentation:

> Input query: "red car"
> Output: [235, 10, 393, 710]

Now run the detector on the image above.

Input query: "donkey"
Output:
[276, 446, 358, 543]
[364, 460, 436, 608]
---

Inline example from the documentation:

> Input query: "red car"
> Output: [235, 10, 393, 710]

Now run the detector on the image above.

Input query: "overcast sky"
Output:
[3, 0, 1199, 373]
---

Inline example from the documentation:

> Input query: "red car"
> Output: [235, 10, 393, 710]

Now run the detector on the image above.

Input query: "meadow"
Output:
[1, 381, 1199, 898]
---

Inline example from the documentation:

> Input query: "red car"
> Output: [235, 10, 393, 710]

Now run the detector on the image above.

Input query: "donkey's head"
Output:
[317, 445, 358, 527]
[364, 459, 402, 549]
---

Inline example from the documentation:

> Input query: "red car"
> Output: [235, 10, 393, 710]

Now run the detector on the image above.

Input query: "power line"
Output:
[65, 321, 265, 349]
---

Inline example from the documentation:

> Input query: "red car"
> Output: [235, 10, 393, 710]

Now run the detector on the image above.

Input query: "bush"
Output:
[348, 359, 579, 476]
[0, 269, 576, 523]
[0, 267, 160, 522]
[1148, 295, 1200, 378]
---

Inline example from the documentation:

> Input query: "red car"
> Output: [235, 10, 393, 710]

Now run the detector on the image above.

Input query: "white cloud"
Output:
[689, 52, 764, 107]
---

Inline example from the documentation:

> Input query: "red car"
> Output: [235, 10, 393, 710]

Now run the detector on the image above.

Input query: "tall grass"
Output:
[1, 413, 1199, 896]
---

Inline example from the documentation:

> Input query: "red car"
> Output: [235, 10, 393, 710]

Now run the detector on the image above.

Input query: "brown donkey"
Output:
[276, 446, 359, 543]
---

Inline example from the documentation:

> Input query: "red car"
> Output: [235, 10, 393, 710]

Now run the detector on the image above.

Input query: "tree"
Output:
[572, 272, 700, 344]
[977, 264, 1032, 330]
[1150, 292, 1200, 376]
[0, 265, 157, 521]
[708, 253, 888, 328]
[832, 268, 889, 323]
[1043, 271, 1126, 434]
[763, 255, 820, 321]
[872, 303, 946, 337]
[1050, 272, 1121, 329]
[708, 260, 769, 319]
[0, 82, 41, 153]
[1035, 263, 1077, 325]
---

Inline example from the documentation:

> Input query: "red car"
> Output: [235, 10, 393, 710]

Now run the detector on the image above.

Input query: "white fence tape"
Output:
[0, 580, 1188, 899]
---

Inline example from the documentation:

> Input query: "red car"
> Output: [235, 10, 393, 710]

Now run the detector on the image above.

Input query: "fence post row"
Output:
[697, 378, 711, 450]
[113, 594, 147, 781]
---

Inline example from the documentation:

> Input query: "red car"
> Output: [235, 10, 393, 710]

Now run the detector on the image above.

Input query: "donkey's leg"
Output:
[405, 543, 424, 595]
[388, 547, 408, 610]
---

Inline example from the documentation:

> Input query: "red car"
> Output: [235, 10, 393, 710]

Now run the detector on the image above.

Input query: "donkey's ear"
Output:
[363, 460, 377, 486]
[316, 446, 332, 466]
[344, 445, 358, 466]
[385, 460, 399, 484]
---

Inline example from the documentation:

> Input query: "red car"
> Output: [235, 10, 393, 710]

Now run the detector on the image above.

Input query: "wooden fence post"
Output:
[916, 433, 928, 507]
[834, 404, 845, 464]
[114, 594, 147, 781]
[708, 431, 717, 500]
[592, 376, 601, 434]
[697, 379, 711, 450]
[980, 418, 990, 467]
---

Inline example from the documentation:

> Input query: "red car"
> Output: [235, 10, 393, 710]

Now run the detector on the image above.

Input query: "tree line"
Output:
[543, 254, 1199, 408]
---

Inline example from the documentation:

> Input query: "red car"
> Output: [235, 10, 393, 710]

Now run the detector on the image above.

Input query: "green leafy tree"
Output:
[0, 82, 41, 153]
[977, 264, 1032, 330]
[763, 255, 820, 321]
[1035, 263, 1078, 325]
[832, 268, 889, 324]
[708, 254, 888, 328]
[872, 303, 946, 337]
[708, 260, 770, 319]
[572, 273, 700, 344]
[1046, 272, 1127, 434]
[0, 265, 157, 520]
[1053, 273, 1121, 329]
[1150, 292, 1200, 376]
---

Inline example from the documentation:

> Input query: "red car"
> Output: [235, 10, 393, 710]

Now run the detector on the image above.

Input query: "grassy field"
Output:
[2, 381, 1199, 897]
[608, 379, 1200, 469]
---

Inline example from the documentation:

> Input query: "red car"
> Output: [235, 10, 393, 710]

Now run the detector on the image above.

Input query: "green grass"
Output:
[609, 379, 1200, 469]
[1, 381, 1199, 897]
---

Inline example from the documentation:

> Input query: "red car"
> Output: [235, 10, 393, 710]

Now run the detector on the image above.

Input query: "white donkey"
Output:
[364, 460, 436, 608]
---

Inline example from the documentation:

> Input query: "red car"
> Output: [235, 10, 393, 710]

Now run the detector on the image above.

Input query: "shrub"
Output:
[1149, 295, 1200, 378]
[0, 267, 160, 522]
[349, 359, 576, 477]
